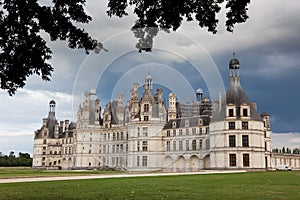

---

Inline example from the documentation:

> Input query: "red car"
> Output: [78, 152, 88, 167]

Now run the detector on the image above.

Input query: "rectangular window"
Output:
[229, 154, 236, 166]
[113, 133, 116, 141]
[242, 121, 248, 130]
[229, 135, 236, 147]
[243, 108, 248, 117]
[167, 130, 170, 137]
[200, 139, 203, 149]
[186, 129, 189, 135]
[142, 156, 147, 167]
[142, 141, 148, 151]
[186, 140, 189, 151]
[265, 142, 267, 151]
[206, 139, 210, 150]
[192, 128, 196, 135]
[179, 129, 183, 136]
[173, 129, 176, 136]
[137, 156, 140, 167]
[173, 141, 176, 151]
[229, 109, 234, 117]
[206, 127, 209, 134]
[143, 127, 148, 137]
[242, 135, 249, 147]
[199, 128, 202, 135]
[144, 116, 149, 121]
[192, 140, 197, 150]
[137, 141, 140, 151]
[144, 104, 149, 112]
[229, 122, 235, 130]
[179, 141, 183, 151]
[166, 141, 170, 151]
[243, 154, 250, 167]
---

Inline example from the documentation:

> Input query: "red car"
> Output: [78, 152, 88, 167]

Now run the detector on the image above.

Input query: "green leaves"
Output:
[0, 0, 98, 95]
[107, 0, 251, 52]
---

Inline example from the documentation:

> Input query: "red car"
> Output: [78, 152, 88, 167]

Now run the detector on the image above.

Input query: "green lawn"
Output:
[0, 171, 299, 200]
[0, 167, 125, 178]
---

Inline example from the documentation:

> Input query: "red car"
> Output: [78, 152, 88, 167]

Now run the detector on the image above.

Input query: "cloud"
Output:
[271, 132, 300, 149]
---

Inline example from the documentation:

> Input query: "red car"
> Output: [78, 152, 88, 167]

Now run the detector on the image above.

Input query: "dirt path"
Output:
[0, 170, 246, 184]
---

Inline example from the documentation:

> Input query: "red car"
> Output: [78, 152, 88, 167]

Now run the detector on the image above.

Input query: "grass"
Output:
[0, 167, 125, 178]
[0, 170, 299, 199]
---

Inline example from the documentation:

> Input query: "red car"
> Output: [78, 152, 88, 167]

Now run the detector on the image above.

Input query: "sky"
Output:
[1, 0, 300, 155]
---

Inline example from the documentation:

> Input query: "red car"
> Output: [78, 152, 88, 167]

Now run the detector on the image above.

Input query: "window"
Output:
[89, 149, 91, 154]
[137, 156, 140, 166]
[192, 140, 196, 150]
[229, 154, 236, 166]
[137, 141, 140, 151]
[229, 135, 236, 147]
[166, 141, 170, 151]
[229, 122, 235, 130]
[242, 121, 248, 130]
[113, 133, 116, 141]
[179, 141, 183, 151]
[199, 128, 202, 135]
[243, 108, 248, 117]
[243, 154, 250, 167]
[242, 135, 249, 147]
[192, 128, 196, 135]
[265, 142, 267, 151]
[173, 141, 176, 151]
[205, 127, 209, 134]
[200, 139, 203, 149]
[179, 129, 183, 136]
[166, 130, 170, 137]
[43, 139, 46, 144]
[186, 140, 189, 151]
[186, 129, 189, 135]
[142, 156, 147, 166]
[142, 141, 148, 151]
[144, 104, 149, 112]
[90, 137, 92, 142]
[143, 127, 148, 137]
[206, 139, 210, 150]
[173, 130, 176, 136]
[144, 116, 149, 121]
[229, 109, 234, 117]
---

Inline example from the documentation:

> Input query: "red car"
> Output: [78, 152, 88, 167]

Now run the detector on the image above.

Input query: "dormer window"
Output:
[185, 120, 189, 127]
[172, 121, 176, 128]
[198, 118, 203, 126]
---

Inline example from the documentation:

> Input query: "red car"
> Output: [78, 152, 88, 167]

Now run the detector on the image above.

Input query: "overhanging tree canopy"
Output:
[0, 0, 250, 95]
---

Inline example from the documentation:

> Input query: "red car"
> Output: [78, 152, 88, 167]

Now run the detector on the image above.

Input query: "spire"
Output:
[229, 52, 240, 77]
[145, 70, 153, 90]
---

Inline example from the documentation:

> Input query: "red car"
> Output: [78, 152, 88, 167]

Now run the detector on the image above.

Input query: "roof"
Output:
[163, 116, 210, 129]
[212, 76, 262, 122]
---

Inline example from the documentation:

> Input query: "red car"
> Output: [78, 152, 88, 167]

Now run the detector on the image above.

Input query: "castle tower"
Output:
[168, 93, 177, 120]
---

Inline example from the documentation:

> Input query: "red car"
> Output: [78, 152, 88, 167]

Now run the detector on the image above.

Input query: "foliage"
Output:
[107, 0, 251, 52]
[0, 0, 98, 95]
[0, 151, 32, 167]
[272, 147, 300, 155]
[0, 172, 300, 199]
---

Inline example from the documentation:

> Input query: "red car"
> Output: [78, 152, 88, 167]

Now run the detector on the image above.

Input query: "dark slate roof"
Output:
[212, 76, 262, 122]
[163, 116, 210, 130]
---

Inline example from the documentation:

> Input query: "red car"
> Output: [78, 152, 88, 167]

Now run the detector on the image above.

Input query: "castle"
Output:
[33, 57, 300, 171]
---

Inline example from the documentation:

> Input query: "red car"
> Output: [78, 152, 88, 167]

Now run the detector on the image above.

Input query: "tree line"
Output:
[0, 151, 32, 167]
[272, 147, 300, 154]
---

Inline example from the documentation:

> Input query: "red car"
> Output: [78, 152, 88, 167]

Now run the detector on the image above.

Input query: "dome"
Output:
[229, 58, 240, 69]
[49, 100, 56, 105]
[196, 88, 203, 94]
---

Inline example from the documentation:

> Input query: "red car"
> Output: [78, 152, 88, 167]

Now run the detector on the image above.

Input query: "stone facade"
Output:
[33, 57, 300, 171]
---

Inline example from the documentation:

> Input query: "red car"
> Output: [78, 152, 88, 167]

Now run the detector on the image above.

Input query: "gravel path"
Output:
[0, 170, 246, 184]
